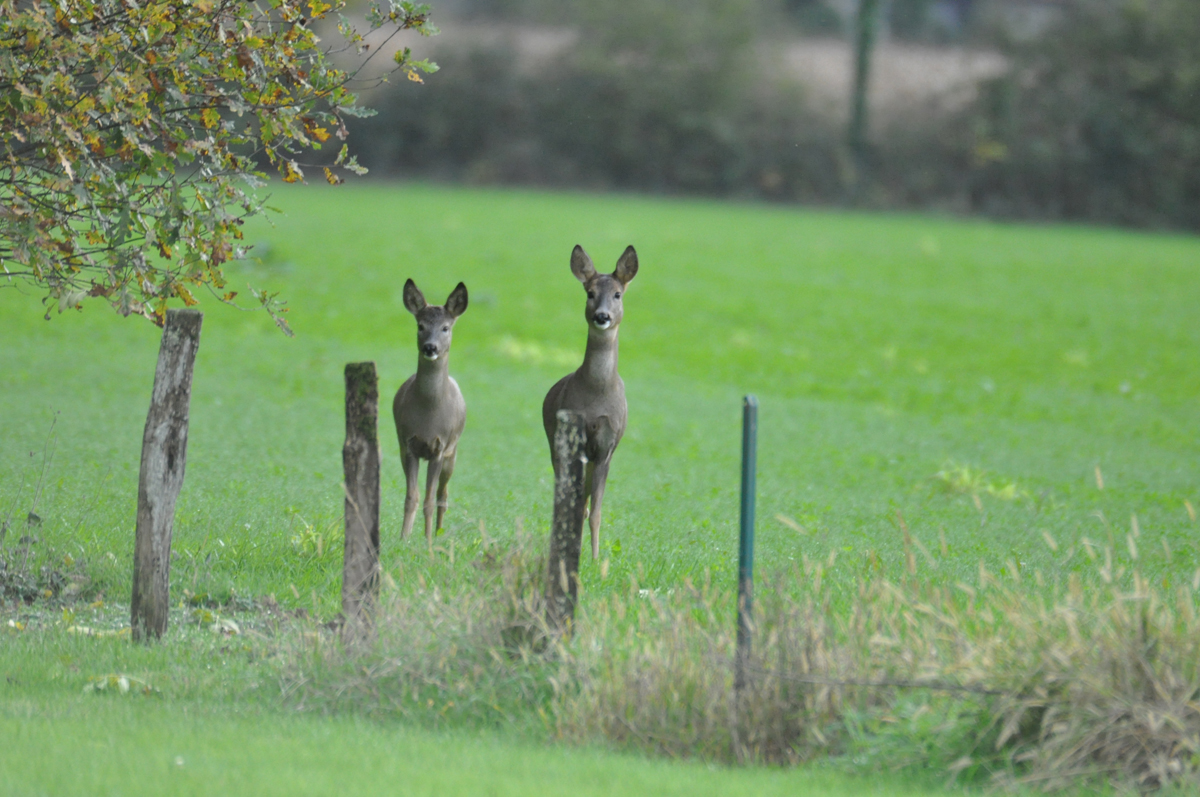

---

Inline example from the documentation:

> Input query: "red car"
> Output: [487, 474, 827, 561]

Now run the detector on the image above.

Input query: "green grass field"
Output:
[2, 182, 1198, 794]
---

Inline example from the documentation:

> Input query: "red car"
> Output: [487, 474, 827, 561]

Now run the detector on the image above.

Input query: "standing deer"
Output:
[543, 244, 638, 560]
[393, 279, 468, 547]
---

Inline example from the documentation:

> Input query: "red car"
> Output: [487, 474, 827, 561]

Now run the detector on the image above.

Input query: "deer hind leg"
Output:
[587, 458, 611, 560]
[401, 448, 421, 540]
[435, 448, 457, 532]
[423, 455, 445, 551]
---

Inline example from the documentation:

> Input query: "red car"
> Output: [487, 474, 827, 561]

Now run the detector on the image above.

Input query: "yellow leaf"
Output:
[406, 70, 424, 84]
[201, 108, 220, 129]
[174, 285, 198, 306]
[281, 161, 303, 183]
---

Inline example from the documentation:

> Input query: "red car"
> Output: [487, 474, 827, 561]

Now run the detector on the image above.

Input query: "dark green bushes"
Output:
[351, 0, 1200, 231]
[970, 0, 1200, 229]
[350, 0, 813, 196]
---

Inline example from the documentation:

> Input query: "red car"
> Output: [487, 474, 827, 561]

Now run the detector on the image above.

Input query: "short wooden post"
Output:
[131, 309, 203, 641]
[546, 410, 587, 632]
[341, 362, 381, 640]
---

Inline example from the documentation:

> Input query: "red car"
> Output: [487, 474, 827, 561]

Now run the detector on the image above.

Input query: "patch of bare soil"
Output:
[340, 20, 1007, 126]
[777, 37, 1007, 124]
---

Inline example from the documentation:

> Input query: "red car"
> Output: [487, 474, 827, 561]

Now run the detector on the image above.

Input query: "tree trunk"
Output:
[131, 309, 203, 641]
[341, 361, 381, 641]
[848, 0, 883, 201]
[546, 410, 588, 633]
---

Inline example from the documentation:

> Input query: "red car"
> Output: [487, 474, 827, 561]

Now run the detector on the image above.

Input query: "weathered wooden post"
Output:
[131, 309, 203, 641]
[341, 362, 381, 641]
[546, 410, 588, 633]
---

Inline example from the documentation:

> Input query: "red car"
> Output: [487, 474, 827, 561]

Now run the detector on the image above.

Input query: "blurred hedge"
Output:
[348, 0, 1200, 232]
[348, 0, 847, 199]
[970, 0, 1200, 229]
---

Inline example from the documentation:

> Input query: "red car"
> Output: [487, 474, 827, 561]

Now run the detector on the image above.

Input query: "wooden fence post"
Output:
[546, 410, 588, 633]
[341, 361, 381, 640]
[131, 309, 203, 641]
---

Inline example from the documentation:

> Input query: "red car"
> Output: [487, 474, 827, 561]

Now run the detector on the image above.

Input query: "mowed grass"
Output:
[1, 183, 1198, 794]
[1, 698, 942, 797]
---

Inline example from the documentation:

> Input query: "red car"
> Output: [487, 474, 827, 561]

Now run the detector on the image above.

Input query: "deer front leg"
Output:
[401, 448, 420, 540]
[423, 455, 445, 551]
[436, 447, 457, 532]
[588, 458, 611, 560]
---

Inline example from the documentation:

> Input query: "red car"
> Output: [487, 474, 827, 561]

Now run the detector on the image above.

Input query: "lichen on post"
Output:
[341, 361, 381, 641]
[546, 410, 588, 633]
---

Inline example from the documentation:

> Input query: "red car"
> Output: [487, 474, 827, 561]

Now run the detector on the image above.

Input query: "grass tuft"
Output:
[279, 538, 565, 732]
[284, 537, 1200, 792]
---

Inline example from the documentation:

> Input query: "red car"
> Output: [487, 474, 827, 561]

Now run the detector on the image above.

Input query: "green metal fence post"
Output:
[735, 395, 758, 692]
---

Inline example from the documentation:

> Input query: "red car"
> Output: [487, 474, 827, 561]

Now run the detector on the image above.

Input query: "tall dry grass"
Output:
[278, 537, 1200, 792]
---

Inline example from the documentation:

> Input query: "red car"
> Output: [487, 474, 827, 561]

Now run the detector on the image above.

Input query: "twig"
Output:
[69, 464, 113, 539]
[742, 666, 1006, 696]
[26, 411, 59, 524]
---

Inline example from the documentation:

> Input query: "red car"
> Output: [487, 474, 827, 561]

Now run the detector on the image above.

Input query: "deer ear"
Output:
[403, 279, 427, 316]
[445, 282, 468, 318]
[570, 245, 597, 284]
[613, 245, 638, 286]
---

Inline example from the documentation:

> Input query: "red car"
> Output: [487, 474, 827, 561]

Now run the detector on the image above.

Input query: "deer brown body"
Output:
[393, 279, 468, 547]
[543, 244, 638, 560]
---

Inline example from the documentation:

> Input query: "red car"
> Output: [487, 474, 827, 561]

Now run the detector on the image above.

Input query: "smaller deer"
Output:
[393, 279, 468, 547]
[543, 244, 638, 560]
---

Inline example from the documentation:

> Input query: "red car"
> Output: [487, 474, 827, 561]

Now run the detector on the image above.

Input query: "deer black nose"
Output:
[422, 343, 437, 356]
[594, 312, 611, 325]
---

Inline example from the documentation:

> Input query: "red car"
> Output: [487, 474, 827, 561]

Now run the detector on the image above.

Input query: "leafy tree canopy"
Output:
[0, 0, 436, 333]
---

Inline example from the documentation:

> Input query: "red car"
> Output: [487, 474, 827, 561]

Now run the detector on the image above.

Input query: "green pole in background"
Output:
[735, 395, 757, 692]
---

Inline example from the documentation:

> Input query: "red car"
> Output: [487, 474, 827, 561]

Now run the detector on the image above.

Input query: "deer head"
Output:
[571, 245, 638, 333]
[403, 279, 468, 362]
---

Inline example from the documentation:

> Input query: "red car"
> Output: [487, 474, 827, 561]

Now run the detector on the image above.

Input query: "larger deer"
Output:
[393, 279, 468, 547]
[543, 244, 638, 560]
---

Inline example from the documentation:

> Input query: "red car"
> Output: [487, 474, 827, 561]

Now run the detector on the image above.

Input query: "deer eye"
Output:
[418, 324, 426, 332]
[614, 292, 621, 299]
[442, 325, 449, 332]
[587, 290, 596, 300]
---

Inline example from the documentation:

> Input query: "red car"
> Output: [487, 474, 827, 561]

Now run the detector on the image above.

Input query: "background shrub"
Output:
[349, 0, 1200, 232]
[968, 0, 1200, 229]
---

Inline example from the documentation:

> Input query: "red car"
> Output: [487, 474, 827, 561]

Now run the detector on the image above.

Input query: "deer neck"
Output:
[579, 326, 619, 389]
[414, 355, 450, 400]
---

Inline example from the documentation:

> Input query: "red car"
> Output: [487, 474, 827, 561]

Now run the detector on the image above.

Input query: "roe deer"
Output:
[543, 244, 638, 560]
[393, 279, 468, 547]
